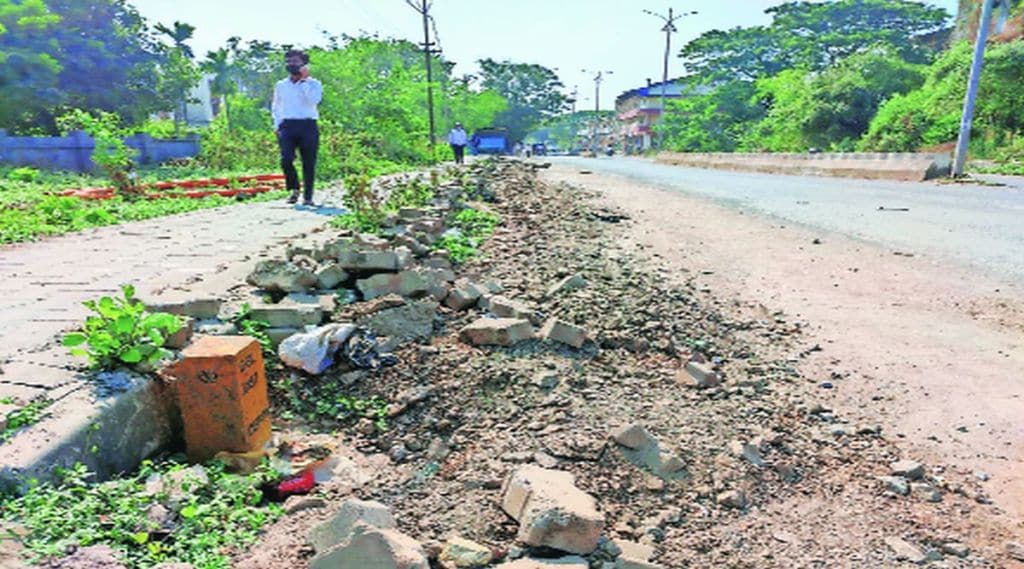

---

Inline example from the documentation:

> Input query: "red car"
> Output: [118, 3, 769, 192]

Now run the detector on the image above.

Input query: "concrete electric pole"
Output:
[582, 69, 613, 153]
[952, 0, 1011, 177]
[644, 7, 696, 150]
[408, 0, 439, 149]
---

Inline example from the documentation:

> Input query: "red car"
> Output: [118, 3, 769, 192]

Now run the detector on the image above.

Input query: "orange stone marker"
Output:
[167, 335, 272, 462]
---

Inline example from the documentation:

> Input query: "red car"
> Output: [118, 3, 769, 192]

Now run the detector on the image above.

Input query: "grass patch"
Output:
[0, 166, 287, 245]
[433, 208, 501, 264]
[1, 460, 281, 569]
[1, 399, 53, 442]
[269, 371, 388, 433]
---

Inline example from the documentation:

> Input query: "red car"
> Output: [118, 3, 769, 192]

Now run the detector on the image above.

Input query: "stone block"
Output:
[310, 525, 429, 569]
[316, 263, 350, 290]
[163, 336, 271, 462]
[309, 498, 396, 553]
[489, 296, 538, 323]
[495, 558, 588, 568]
[460, 319, 534, 347]
[445, 285, 482, 311]
[247, 259, 317, 292]
[143, 296, 223, 320]
[248, 305, 324, 328]
[357, 271, 429, 300]
[501, 465, 604, 555]
[539, 319, 587, 349]
[677, 361, 720, 388]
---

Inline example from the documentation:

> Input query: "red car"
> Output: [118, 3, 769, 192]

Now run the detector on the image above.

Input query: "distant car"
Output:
[531, 143, 547, 157]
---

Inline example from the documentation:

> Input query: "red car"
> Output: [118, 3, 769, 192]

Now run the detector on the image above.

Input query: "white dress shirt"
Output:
[271, 77, 323, 128]
[448, 128, 468, 145]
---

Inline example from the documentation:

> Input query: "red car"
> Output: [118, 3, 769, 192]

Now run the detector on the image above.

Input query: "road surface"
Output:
[542, 160, 1024, 524]
[553, 156, 1024, 282]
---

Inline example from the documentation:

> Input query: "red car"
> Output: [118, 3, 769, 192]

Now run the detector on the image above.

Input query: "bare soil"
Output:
[237, 160, 1023, 568]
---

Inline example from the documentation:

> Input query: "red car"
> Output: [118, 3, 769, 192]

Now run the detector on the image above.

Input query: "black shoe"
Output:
[302, 200, 316, 207]
[287, 192, 299, 204]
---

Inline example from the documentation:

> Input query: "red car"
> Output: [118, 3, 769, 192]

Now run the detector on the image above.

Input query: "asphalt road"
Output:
[552, 156, 1024, 282]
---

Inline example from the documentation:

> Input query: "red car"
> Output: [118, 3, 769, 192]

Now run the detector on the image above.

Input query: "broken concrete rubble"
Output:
[889, 459, 925, 481]
[677, 361, 720, 388]
[308, 498, 397, 553]
[306, 497, 426, 569]
[501, 465, 604, 555]
[357, 271, 429, 300]
[445, 284, 483, 311]
[438, 537, 493, 568]
[539, 318, 587, 349]
[360, 300, 439, 343]
[310, 524, 429, 569]
[545, 273, 587, 298]
[460, 318, 534, 347]
[315, 263, 350, 289]
[247, 259, 318, 292]
[495, 559, 588, 568]
[247, 304, 323, 328]
[488, 295, 539, 323]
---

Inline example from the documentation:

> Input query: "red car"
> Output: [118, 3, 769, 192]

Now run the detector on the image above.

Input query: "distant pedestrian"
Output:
[272, 48, 323, 206]
[448, 122, 468, 165]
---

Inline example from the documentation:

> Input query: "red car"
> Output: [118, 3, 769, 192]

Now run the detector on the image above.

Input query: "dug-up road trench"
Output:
[542, 162, 1024, 526]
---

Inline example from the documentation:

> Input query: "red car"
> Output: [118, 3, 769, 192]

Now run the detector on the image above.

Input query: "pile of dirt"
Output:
[235, 159, 1020, 568]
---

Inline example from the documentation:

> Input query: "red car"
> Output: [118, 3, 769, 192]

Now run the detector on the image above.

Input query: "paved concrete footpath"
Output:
[0, 195, 341, 420]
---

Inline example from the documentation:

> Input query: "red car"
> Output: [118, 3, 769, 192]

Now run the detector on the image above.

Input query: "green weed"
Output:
[1, 460, 282, 568]
[62, 285, 182, 370]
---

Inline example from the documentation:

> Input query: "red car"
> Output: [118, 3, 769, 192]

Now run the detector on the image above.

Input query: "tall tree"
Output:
[44, 0, 164, 126]
[203, 47, 237, 129]
[0, 0, 62, 130]
[154, 20, 199, 135]
[680, 0, 950, 80]
[477, 59, 568, 142]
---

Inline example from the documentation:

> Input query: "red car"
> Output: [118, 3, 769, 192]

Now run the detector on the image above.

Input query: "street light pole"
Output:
[644, 7, 696, 150]
[952, 0, 1006, 177]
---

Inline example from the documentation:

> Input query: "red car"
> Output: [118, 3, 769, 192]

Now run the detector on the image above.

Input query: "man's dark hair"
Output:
[285, 49, 310, 64]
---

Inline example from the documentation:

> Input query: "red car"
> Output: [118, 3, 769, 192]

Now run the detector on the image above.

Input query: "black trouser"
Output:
[451, 144, 466, 164]
[278, 119, 319, 201]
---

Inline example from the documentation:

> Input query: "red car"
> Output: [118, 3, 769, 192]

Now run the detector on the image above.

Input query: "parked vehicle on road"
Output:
[471, 128, 513, 155]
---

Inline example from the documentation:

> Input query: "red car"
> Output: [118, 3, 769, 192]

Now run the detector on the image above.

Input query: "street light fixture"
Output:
[644, 7, 697, 149]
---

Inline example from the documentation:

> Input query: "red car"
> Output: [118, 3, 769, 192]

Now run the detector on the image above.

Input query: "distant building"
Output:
[615, 78, 708, 153]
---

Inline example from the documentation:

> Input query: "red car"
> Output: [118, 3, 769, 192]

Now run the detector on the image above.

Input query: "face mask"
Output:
[286, 64, 302, 75]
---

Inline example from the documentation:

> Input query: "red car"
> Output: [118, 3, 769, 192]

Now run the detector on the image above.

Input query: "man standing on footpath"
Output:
[448, 122, 468, 165]
[272, 49, 323, 206]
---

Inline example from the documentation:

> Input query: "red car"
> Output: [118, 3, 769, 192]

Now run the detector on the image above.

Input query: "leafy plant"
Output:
[62, 284, 182, 370]
[6, 167, 39, 182]
[268, 369, 388, 431]
[2, 459, 282, 568]
[433, 208, 501, 264]
[231, 303, 274, 362]
[1, 399, 53, 442]
[56, 109, 140, 196]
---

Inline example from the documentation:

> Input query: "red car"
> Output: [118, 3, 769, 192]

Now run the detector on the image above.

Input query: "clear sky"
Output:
[131, 0, 960, 110]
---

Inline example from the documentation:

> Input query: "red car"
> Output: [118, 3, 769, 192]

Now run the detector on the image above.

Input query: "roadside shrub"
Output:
[62, 284, 182, 370]
[6, 167, 39, 182]
[861, 40, 1024, 154]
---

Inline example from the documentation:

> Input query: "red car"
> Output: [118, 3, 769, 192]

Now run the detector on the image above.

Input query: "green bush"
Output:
[861, 40, 1024, 154]
[62, 284, 182, 370]
[6, 167, 39, 182]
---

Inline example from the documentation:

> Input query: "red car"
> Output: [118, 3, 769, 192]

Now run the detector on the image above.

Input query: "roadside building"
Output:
[615, 79, 707, 153]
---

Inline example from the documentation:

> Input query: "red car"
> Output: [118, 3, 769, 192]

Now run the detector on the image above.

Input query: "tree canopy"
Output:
[477, 58, 568, 142]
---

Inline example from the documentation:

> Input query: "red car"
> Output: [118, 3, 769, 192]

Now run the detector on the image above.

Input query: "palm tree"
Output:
[155, 21, 197, 133]
[154, 21, 196, 58]
[203, 48, 237, 130]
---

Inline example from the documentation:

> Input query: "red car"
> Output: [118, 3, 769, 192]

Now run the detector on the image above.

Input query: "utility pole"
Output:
[408, 0, 439, 149]
[952, 0, 1010, 177]
[644, 7, 696, 150]
[582, 69, 612, 153]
